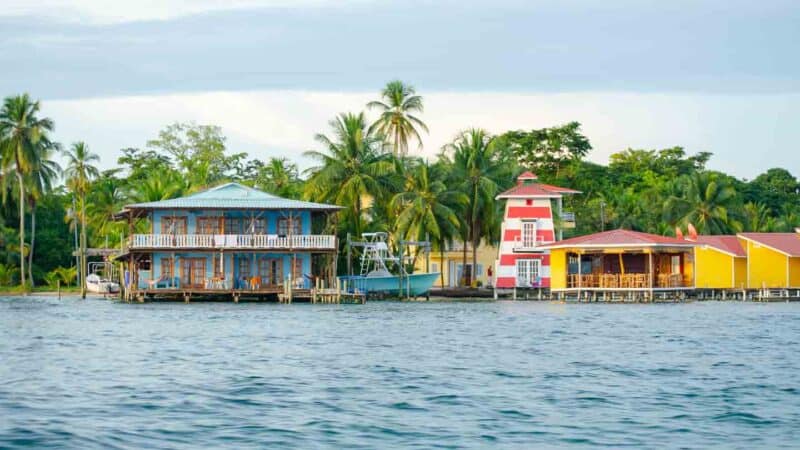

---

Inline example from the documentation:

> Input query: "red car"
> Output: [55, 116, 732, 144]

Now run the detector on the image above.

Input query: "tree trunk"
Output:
[472, 232, 479, 288]
[80, 194, 87, 299]
[28, 203, 36, 287]
[461, 234, 467, 286]
[439, 243, 445, 287]
[16, 171, 26, 291]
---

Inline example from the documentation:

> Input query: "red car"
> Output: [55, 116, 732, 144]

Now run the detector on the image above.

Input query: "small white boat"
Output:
[86, 273, 120, 294]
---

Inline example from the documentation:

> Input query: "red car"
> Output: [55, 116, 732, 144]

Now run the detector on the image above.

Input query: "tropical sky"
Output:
[2, 0, 798, 179]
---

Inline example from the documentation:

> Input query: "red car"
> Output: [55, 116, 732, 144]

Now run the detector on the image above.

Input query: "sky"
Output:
[1, 0, 798, 179]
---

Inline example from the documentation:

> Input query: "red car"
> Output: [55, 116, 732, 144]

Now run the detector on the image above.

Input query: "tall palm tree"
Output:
[390, 160, 467, 279]
[0, 94, 55, 290]
[64, 142, 100, 298]
[444, 129, 511, 285]
[304, 112, 397, 238]
[25, 145, 61, 285]
[664, 172, 740, 234]
[368, 80, 429, 157]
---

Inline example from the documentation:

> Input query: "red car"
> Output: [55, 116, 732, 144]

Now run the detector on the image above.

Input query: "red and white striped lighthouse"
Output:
[494, 172, 580, 289]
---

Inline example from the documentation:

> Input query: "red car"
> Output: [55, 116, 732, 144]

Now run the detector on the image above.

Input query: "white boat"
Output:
[86, 273, 120, 294]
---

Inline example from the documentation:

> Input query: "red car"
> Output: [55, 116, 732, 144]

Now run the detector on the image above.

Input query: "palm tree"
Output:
[0, 94, 56, 290]
[444, 129, 511, 285]
[87, 171, 128, 247]
[368, 80, 429, 157]
[390, 160, 467, 280]
[255, 157, 301, 198]
[64, 142, 100, 298]
[740, 202, 776, 232]
[664, 172, 740, 234]
[304, 112, 397, 238]
[133, 168, 186, 203]
[25, 145, 61, 285]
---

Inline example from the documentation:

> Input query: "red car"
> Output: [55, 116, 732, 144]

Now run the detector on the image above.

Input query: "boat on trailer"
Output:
[339, 232, 439, 297]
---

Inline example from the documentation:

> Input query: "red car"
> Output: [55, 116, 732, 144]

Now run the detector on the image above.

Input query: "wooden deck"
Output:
[126, 286, 366, 304]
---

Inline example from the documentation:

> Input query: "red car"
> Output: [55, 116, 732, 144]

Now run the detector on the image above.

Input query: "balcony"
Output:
[128, 234, 337, 251]
[513, 236, 552, 251]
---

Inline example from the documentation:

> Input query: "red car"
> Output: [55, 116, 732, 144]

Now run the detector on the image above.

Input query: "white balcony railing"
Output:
[513, 236, 552, 250]
[129, 234, 336, 250]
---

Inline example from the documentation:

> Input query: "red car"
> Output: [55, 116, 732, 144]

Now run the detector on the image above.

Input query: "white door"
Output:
[521, 221, 537, 248]
[516, 259, 541, 287]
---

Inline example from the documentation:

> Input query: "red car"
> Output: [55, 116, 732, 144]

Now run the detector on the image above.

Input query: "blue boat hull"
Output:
[339, 273, 439, 297]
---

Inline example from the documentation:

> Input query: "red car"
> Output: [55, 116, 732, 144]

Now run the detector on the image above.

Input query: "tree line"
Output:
[1, 81, 798, 290]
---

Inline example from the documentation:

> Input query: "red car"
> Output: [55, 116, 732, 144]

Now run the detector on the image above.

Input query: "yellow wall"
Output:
[790, 257, 800, 288]
[746, 240, 789, 288]
[734, 258, 747, 289]
[694, 247, 734, 288]
[550, 249, 567, 290]
[416, 244, 498, 287]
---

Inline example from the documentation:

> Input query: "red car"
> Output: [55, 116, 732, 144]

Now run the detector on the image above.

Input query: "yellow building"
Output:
[738, 233, 800, 289]
[415, 242, 498, 287]
[543, 229, 696, 293]
[692, 236, 747, 289]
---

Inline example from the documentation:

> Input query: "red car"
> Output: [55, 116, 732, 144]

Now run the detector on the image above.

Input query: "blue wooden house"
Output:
[115, 182, 341, 300]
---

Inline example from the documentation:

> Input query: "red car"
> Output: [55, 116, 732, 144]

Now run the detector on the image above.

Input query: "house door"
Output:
[180, 258, 206, 288]
[259, 258, 283, 286]
[516, 259, 541, 287]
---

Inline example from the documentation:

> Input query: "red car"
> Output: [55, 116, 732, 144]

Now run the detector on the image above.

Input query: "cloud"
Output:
[44, 90, 800, 180]
[0, 0, 364, 24]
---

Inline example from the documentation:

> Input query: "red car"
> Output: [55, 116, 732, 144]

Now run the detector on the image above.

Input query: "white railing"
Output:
[129, 234, 336, 250]
[513, 236, 552, 250]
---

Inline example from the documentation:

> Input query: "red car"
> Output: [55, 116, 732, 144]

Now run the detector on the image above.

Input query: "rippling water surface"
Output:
[1, 297, 799, 448]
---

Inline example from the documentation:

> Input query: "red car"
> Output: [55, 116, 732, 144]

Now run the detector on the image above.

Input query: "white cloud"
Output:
[1, 0, 366, 24]
[44, 90, 800, 179]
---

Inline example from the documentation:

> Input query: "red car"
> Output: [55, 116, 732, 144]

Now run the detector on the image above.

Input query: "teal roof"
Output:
[123, 182, 341, 211]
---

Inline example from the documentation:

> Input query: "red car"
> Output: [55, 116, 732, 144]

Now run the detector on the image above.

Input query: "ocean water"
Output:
[1, 297, 799, 449]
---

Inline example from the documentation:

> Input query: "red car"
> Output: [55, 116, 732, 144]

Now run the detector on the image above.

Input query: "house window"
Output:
[521, 221, 537, 248]
[516, 259, 541, 287]
[161, 257, 174, 279]
[431, 263, 439, 273]
[277, 218, 302, 236]
[196, 217, 221, 234]
[224, 217, 241, 235]
[243, 217, 267, 234]
[161, 217, 187, 234]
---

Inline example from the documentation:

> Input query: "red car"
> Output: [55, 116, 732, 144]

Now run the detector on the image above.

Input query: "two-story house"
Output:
[115, 182, 341, 300]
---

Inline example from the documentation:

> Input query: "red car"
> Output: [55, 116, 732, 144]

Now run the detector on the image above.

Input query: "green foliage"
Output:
[51, 266, 78, 287]
[146, 122, 246, 189]
[0, 263, 19, 286]
[497, 122, 591, 178]
[304, 112, 398, 237]
[368, 80, 428, 157]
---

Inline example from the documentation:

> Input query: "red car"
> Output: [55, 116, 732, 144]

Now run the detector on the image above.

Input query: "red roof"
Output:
[541, 229, 693, 249]
[497, 181, 581, 198]
[738, 233, 800, 257]
[693, 235, 746, 257]
[518, 171, 538, 180]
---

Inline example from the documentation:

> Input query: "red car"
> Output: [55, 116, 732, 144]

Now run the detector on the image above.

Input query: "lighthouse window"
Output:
[526, 199, 533, 206]
[521, 221, 537, 248]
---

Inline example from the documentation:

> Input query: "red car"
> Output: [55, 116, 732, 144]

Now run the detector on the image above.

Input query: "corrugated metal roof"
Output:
[693, 235, 746, 257]
[541, 229, 693, 249]
[123, 182, 342, 211]
[496, 178, 581, 199]
[738, 232, 800, 257]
